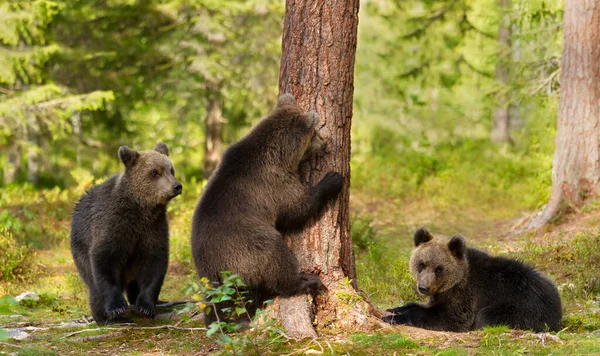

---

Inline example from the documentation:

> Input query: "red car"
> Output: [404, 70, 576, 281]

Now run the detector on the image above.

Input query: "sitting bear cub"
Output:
[383, 227, 562, 332]
[191, 94, 343, 326]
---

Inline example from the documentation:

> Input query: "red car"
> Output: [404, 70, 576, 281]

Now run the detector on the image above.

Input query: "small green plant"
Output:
[351, 213, 378, 251]
[181, 272, 285, 355]
[0, 297, 17, 341]
[0, 228, 33, 282]
[336, 277, 363, 306]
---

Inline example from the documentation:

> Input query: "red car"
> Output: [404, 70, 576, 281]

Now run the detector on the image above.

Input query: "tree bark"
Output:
[274, 0, 376, 338]
[528, 0, 600, 229]
[203, 94, 223, 179]
[491, 0, 513, 144]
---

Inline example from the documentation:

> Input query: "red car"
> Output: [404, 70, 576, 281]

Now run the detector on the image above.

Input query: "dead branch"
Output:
[63, 325, 207, 339]
[71, 331, 124, 343]
[0, 341, 22, 349]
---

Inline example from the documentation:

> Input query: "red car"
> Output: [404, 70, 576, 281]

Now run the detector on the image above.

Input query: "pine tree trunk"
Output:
[203, 95, 223, 179]
[274, 0, 377, 339]
[491, 0, 513, 144]
[26, 112, 41, 185]
[4, 137, 22, 184]
[528, 0, 600, 228]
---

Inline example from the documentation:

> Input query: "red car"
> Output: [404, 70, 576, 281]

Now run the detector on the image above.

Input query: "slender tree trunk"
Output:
[4, 138, 22, 184]
[26, 112, 41, 185]
[274, 0, 376, 339]
[203, 95, 223, 179]
[528, 0, 600, 229]
[71, 111, 83, 166]
[491, 0, 513, 144]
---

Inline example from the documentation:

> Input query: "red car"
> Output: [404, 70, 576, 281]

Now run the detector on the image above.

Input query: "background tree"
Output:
[274, 0, 376, 339]
[491, 0, 513, 144]
[527, 0, 600, 229]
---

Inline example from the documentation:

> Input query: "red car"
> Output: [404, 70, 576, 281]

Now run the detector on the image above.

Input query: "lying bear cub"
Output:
[383, 227, 562, 332]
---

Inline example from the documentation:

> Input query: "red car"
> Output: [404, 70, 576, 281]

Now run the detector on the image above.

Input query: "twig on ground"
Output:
[283, 338, 324, 356]
[63, 324, 207, 339]
[156, 300, 195, 309]
[0, 341, 22, 349]
[71, 331, 124, 343]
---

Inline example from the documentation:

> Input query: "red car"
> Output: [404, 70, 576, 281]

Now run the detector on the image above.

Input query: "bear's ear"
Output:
[414, 227, 433, 247]
[154, 142, 169, 156]
[448, 235, 467, 260]
[277, 93, 297, 108]
[118, 146, 140, 168]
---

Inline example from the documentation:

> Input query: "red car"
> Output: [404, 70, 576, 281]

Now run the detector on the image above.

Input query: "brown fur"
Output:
[383, 228, 562, 332]
[409, 234, 468, 296]
[191, 94, 343, 326]
[70, 143, 182, 325]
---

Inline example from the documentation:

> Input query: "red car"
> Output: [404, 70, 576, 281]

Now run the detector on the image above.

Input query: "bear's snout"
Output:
[173, 182, 182, 195]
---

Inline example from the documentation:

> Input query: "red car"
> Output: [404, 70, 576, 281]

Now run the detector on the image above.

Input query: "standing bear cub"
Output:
[383, 227, 562, 332]
[70, 143, 182, 325]
[192, 94, 343, 325]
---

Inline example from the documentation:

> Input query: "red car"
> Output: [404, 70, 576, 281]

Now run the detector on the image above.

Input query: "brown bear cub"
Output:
[70, 143, 182, 325]
[383, 227, 562, 332]
[191, 94, 343, 325]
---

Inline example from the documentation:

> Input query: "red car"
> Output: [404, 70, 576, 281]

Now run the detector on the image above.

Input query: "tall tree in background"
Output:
[202, 89, 223, 179]
[490, 0, 513, 144]
[528, 0, 600, 228]
[275, 0, 374, 338]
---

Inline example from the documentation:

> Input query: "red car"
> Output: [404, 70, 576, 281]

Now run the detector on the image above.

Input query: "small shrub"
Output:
[0, 228, 33, 282]
[351, 213, 378, 251]
[351, 215, 415, 306]
[180, 272, 284, 355]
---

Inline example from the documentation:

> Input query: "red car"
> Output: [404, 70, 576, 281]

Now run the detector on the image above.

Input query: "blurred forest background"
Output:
[0, 0, 561, 203]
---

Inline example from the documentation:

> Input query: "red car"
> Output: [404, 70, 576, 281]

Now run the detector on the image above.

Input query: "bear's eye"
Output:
[151, 169, 159, 177]
[435, 266, 444, 274]
[418, 262, 425, 272]
[171, 168, 175, 175]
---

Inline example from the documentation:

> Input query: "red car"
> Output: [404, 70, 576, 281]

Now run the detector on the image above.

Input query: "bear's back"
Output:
[466, 248, 562, 331]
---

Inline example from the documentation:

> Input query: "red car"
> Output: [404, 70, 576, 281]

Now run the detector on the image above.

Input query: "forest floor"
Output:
[0, 186, 599, 355]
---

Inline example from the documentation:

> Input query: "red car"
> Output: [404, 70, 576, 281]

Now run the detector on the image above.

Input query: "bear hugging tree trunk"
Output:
[271, 0, 383, 338]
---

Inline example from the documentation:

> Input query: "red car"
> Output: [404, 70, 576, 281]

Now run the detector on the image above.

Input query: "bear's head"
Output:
[409, 227, 468, 296]
[118, 142, 182, 207]
[256, 93, 325, 168]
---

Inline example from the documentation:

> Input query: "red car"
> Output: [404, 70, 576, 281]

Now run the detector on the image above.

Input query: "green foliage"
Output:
[0, 184, 75, 248]
[352, 0, 562, 222]
[0, 228, 33, 282]
[351, 214, 415, 306]
[0, 0, 283, 186]
[351, 213, 378, 251]
[351, 332, 419, 349]
[0, 296, 17, 341]
[181, 272, 284, 355]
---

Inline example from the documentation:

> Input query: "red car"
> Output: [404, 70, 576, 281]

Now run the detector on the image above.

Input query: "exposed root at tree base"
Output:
[270, 271, 390, 339]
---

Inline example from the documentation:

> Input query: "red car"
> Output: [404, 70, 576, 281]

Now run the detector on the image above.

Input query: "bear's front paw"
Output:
[382, 313, 410, 325]
[135, 298, 156, 319]
[318, 172, 343, 199]
[299, 273, 326, 295]
[105, 296, 129, 319]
